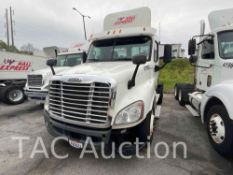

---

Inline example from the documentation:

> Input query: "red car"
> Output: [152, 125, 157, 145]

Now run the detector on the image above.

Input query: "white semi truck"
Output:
[0, 51, 47, 104]
[44, 7, 172, 152]
[25, 46, 87, 104]
[175, 8, 233, 157]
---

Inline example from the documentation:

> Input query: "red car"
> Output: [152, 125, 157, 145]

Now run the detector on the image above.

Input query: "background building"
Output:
[159, 44, 186, 58]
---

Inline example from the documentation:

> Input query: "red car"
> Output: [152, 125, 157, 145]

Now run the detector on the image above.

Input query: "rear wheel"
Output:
[174, 83, 181, 100]
[206, 105, 233, 157]
[177, 84, 194, 106]
[3, 87, 25, 105]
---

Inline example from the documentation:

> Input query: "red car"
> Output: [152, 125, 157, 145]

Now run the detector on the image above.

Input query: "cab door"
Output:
[196, 38, 215, 91]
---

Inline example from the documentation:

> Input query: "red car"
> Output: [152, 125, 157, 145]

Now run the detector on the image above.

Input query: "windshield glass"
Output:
[56, 53, 82, 67]
[218, 31, 233, 59]
[87, 36, 151, 62]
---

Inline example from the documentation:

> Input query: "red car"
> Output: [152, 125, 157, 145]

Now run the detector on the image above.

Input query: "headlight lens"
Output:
[44, 95, 49, 111]
[114, 101, 144, 125]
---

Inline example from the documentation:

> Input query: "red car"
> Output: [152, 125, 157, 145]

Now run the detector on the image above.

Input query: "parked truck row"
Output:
[1, 6, 233, 157]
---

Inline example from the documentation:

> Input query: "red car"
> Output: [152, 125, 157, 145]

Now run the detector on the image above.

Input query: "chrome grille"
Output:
[49, 80, 111, 126]
[28, 75, 43, 86]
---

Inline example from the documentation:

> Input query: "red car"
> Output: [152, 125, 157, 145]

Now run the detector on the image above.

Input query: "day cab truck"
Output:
[175, 8, 233, 157]
[0, 51, 47, 105]
[44, 7, 172, 152]
[25, 45, 87, 104]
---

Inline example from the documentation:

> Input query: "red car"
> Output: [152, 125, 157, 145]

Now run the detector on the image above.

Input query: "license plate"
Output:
[69, 139, 83, 149]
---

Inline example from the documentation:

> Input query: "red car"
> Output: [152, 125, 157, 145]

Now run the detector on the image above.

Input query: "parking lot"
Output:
[0, 94, 233, 175]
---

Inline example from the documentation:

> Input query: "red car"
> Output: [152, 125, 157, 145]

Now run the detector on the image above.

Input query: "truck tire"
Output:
[138, 111, 153, 144]
[206, 105, 233, 157]
[178, 84, 194, 106]
[174, 83, 182, 100]
[156, 84, 164, 105]
[3, 86, 25, 105]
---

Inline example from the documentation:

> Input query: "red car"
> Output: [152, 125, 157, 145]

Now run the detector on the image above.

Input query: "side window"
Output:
[201, 39, 215, 59]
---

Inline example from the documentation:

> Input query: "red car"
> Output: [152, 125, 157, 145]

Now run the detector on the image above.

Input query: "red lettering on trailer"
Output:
[0, 59, 31, 71]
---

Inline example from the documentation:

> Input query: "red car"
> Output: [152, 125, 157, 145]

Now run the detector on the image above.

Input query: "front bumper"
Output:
[44, 110, 112, 146]
[44, 110, 142, 147]
[25, 90, 48, 104]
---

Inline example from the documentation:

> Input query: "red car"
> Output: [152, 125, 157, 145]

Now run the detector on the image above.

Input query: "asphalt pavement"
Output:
[0, 95, 233, 175]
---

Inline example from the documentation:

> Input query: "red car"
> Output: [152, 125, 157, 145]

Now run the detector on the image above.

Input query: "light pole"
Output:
[72, 7, 91, 40]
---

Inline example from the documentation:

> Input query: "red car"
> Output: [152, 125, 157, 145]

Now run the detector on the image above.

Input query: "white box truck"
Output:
[25, 45, 87, 104]
[0, 51, 47, 104]
[44, 7, 172, 152]
[175, 8, 233, 157]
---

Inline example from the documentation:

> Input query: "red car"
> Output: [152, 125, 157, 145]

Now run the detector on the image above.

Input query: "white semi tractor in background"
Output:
[25, 45, 87, 104]
[0, 51, 47, 104]
[175, 8, 233, 157]
[44, 7, 172, 153]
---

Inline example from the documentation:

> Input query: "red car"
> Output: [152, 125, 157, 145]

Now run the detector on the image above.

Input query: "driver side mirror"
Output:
[163, 44, 172, 63]
[46, 59, 57, 75]
[82, 51, 87, 63]
[188, 39, 196, 55]
[128, 55, 147, 89]
[132, 55, 147, 65]
[46, 59, 57, 67]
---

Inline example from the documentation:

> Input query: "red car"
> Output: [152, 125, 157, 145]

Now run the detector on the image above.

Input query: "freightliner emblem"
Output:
[68, 77, 82, 83]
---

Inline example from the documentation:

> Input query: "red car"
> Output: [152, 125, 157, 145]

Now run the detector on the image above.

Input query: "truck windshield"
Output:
[56, 53, 82, 67]
[87, 36, 152, 62]
[218, 31, 233, 59]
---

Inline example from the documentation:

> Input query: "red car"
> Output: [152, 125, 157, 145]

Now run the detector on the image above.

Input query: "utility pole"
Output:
[9, 6, 15, 50]
[5, 9, 10, 46]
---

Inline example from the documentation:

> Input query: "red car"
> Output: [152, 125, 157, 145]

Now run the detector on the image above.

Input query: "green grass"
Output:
[159, 58, 195, 93]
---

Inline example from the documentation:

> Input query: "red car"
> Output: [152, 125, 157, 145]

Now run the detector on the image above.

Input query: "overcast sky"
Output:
[0, 0, 233, 52]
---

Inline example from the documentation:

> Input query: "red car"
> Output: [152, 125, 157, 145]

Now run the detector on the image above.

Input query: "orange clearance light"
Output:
[113, 30, 116, 34]
[119, 29, 122, 33]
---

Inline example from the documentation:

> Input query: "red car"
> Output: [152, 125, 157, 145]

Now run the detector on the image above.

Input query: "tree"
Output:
[20, 43, 39, 54]
[0, 40, 18, 52]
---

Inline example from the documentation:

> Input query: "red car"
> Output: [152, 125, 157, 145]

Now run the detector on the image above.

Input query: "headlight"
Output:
[44, 95, 49, 111]
[114, 101, 144, 125]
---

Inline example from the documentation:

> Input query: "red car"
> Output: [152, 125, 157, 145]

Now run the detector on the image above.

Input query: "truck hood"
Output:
[57, 62, 135, 83]
[29, 67, 70, 77]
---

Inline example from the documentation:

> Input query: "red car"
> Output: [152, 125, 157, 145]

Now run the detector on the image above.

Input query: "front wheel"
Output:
[206, 105, 233, 157]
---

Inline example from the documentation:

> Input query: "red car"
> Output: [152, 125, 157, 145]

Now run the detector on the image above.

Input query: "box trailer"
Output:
[0, 51, 47, 104]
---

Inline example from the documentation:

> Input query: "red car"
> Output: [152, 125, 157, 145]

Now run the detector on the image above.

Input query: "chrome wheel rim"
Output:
[8, 89, 23, 102]
[209, 113, 225, 144]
